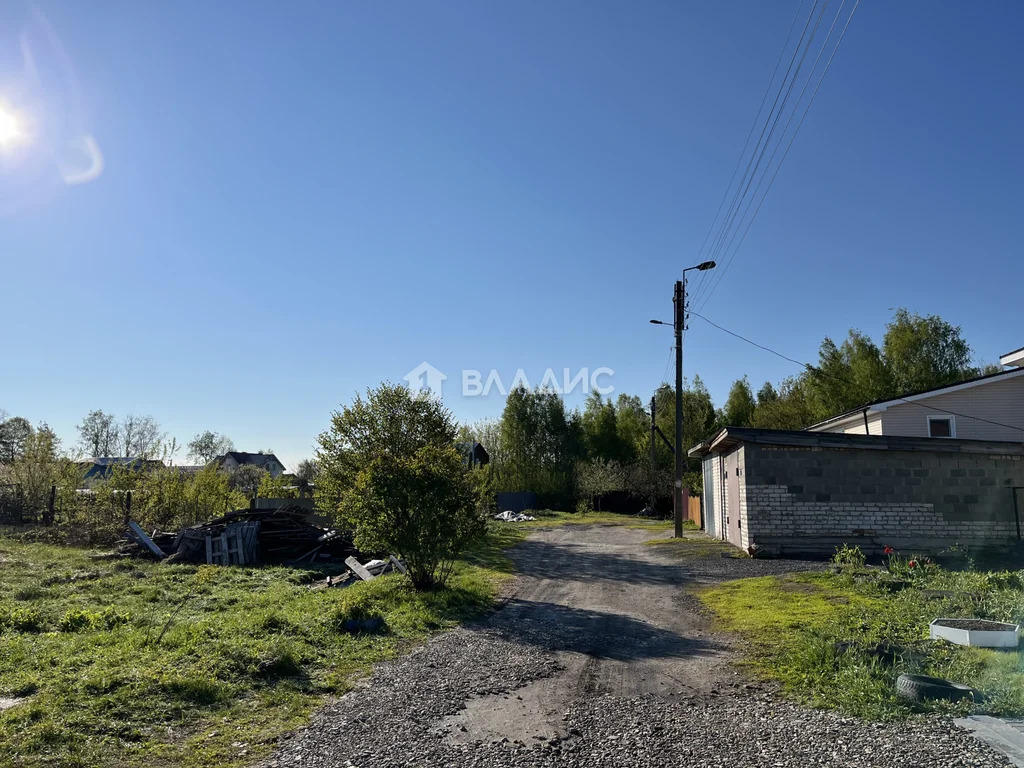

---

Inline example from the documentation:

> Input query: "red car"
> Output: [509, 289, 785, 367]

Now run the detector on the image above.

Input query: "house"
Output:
[690, 428, 1024, 557]
[806, 351, 1024, 441]
[78, 457, 165, 483]
[457, 441, 490, 469]
[214, 451, 286, 477]
[691, 346, 1024, 556]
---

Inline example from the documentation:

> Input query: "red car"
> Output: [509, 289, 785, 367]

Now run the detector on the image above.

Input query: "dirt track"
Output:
[440, 525, 751, 743]
[267, 525, 1010, 768]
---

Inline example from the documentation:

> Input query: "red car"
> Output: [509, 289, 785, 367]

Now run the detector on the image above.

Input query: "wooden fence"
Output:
[685, 494, 702, 527]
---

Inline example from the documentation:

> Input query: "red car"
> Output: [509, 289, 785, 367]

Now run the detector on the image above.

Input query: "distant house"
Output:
[806, 350, 1024, 441]
[78, 457, 165, 483]
[457, 441, 490, 469]
[213, 451, 286, 477]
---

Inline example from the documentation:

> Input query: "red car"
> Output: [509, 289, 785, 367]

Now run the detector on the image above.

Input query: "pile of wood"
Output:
[121, 505, 360, 566]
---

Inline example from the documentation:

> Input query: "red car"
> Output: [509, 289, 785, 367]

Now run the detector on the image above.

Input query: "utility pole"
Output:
[651, 261, 716, 538]
[673, 280, 684, 538]
[649, 396, 657, 509]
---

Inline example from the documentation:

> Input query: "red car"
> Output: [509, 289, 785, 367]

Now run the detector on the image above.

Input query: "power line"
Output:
[695, 0, 862, 313]
[688, 0, 810, 304]
[694, 0, 832, 308]
[690, 0, 826, 308]
[690, 311, 810, 369]
[689, 310, 1024, 435]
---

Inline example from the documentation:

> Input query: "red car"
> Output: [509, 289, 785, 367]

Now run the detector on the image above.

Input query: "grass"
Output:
[515, 508, 673, 531]
[643, 532, 739, 557]
[700, 566, 1024, 721]
[0, 523, 518, 768]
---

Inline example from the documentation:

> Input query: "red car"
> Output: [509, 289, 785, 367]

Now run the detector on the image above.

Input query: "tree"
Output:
[316, 383, 457, 512]
[11, 423, 77, 515]
[805, 331, 893, 420]
[295, 458, 320, 484]
[576, 458, 622, 510]
[78, 410, 118, 457]
[258, 472, 298, 499]
[492, 385, 582, 506]
[757, 381, 778, 405]
[118, 414, 164, 458]
[231, 464, 268, 498]
[317, 383, 484, 589]
[581, 392, 625, 463]
[750, 376, 816, 430]
[723, 377, 756, 427]
[614, 393, 651, 463]
[0, 415, 32, 464]
[883, 308, 973, 394]
[187, 431, 234, 464]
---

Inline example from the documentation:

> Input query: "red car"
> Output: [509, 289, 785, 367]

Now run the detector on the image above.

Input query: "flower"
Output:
[908, 559, 918, 569]
[883, 546, 894, 555]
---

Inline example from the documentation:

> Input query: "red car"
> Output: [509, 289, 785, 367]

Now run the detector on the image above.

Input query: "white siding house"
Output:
[807, 354, 1024, 441]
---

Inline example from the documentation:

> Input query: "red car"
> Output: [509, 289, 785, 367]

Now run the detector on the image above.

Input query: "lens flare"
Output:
[0, 106, 21, 146]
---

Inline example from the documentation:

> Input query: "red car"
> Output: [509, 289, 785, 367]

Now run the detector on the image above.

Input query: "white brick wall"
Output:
[744, 482, 1018, 554]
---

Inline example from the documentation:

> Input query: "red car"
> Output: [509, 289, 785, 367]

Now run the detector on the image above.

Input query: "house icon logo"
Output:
[404, 361, 447, 398]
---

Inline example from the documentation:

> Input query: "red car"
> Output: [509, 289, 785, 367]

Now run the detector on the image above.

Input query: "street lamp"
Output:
[651, 260, 717, 538]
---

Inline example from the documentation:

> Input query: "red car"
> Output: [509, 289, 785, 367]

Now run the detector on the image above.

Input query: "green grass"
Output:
[515, 508, 673, 531]
[643, 532, 738, 557]
[700, 568, 1024, 721]
[0, 525, 517, 768]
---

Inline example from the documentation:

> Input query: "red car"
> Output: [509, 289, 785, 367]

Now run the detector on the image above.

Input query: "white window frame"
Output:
[927, 414, 956, 438]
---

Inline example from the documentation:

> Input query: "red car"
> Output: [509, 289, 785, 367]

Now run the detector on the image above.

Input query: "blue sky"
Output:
[1, 0, 1021, 469]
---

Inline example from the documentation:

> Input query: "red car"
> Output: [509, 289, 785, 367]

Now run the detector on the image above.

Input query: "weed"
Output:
[831, 543, 866, 568]
[0, 606, 42, 633]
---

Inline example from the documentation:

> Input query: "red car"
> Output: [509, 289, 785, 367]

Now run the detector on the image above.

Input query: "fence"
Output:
[685, 494, 702, 528]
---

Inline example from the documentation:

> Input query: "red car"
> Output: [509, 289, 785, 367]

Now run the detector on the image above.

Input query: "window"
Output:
[927, 415, 955, 438]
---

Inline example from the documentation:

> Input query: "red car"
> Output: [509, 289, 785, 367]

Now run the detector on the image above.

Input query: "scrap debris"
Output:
[118, 505, 408, 590]
[118, 504, 359, 566]
[494, 510, 536, 522]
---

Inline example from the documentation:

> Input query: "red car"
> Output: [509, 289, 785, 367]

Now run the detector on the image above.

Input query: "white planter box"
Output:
[930, 618, 1020, 648]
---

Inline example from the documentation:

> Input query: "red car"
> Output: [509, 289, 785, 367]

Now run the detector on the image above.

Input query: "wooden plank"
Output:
[205, 535, 213, 565]
[345, 556, 375, 581]
[389, 555, 408, 574]
[128, 521, 165, 558]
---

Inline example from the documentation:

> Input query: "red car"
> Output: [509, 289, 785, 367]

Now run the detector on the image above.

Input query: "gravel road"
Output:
[266, 524, 1011, 768]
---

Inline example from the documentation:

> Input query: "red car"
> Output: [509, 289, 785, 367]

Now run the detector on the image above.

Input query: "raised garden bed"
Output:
[930, 618, 1020, 648]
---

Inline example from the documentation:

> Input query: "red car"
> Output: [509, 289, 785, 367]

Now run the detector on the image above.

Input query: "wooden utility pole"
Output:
[673, 280, 684, 538]
[650, 261, 714, 538]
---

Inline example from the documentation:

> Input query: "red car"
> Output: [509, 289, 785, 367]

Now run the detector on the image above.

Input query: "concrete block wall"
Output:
[741, 444, 1023, 556]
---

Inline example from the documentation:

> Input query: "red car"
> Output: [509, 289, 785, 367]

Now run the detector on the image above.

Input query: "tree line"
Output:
[464, 309, 993, 505]
[720, 308, 995, 431]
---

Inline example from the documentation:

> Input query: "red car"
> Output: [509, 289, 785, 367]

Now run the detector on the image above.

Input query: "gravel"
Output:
[264, 526, 1012, 768]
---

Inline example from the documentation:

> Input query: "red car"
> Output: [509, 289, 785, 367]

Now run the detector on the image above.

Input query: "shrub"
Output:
[318, 384, 487, 589]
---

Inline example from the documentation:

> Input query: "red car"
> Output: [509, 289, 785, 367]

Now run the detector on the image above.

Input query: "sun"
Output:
[0, 105, 23, 146]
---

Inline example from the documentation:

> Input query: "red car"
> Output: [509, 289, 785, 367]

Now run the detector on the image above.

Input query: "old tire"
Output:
[896, 674, 977, 703]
